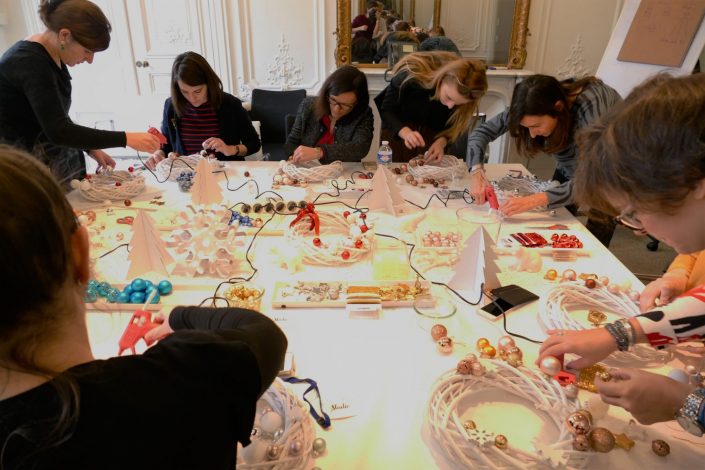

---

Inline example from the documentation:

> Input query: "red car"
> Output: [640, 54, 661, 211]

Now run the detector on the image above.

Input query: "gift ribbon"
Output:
[283, 376, 331, 429]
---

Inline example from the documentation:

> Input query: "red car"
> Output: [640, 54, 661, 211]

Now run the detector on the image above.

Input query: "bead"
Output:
[354, 239, 363, 249]
[566, 411, 592, 435]
[564, 383, 579, 399]
[476, 338, 490, 351]
[360, 225, 368, 233]
[313, 237, 322, 247]
[651, 439, 670, 456]
[573, 433, 590, 451]
[436, 336, 453, 354]
[157, 280, 173, 295]
[463, 420, 476, 431]
[341, 250, 350, 260]
[124, 199, 132, 206]
[312, 437, 326, 454]
[457, 359, 473, 375]
[539, 355, 562, 377]
[494, 435, 508, 449]
[588, 427, 615, 452]
[359, 213, 367, 220]
[430, 324, 448, 341]
[562, 269, 577, 281]
[130, 278, 147, 292]
[497, 335, 515, 351]
[585, 278, 597, 289]
[481, 345, 496, 358]
[343, 210, 350, 218]
[115, 181, 122, 187]
[128, 166, 134, 172]
[244, 171, 251, 177]
[265, 444, 282, 460]
[607, 283, 621, 294]
[259, 410, 283, 434]
[289, 440, 304, 456]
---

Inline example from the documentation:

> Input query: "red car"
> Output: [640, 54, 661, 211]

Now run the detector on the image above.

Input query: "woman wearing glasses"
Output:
[285, 65, 373, 163]
[539, 74, 705, 433]
[375, 51, 487, 162]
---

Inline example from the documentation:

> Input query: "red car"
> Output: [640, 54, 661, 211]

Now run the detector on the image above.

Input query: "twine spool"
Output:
[428, 360, 591, 469]
[237, 379, 316, 469]
[539, 282, 670, 365]
[285, 211, 371, 265]
[408, 155, 466, 181]
[70, 170, 145, 202]
[279, 160, 344, 182]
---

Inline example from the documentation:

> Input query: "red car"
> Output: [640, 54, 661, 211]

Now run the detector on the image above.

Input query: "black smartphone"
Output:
[478, 284, 538, 321]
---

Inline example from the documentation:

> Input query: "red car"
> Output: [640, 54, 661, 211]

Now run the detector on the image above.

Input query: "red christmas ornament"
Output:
[115, 181, 122, 187]
[354, 239, 363, 249]
[124, 199, 132, 206]
[244, 171, 251, 177]
[359, 213, 367, 220]
[360, 225, 368, 233]
[341, 250, 350, 260]
[343, 211, 350, 218]
[128, 166, 134, 173]
[313, 237, 322, 247]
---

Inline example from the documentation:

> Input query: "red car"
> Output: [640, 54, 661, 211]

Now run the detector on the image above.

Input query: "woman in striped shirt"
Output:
[147, 52, 260, 168]
[539, 74, 705, 432]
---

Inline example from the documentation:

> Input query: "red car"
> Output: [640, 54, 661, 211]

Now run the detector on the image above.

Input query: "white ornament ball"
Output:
[80, 180, 92, 191]
[259, 410, 283, 434]
[564, 383, 579, 399]
[70, 179, 81, 189]
[539, 355, 562, 377]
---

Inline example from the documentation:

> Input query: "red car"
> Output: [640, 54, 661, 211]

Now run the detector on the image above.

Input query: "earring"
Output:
[60, 42, 65, 51]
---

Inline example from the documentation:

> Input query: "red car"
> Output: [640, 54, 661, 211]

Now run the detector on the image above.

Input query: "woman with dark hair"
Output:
[539, 74, 705, 431]
[0, 146, 286, 469]
[146, 51, 260, 168]
[376, 51, 487, 162]
[0, 0, 160, 187]
[285, 65, 373, 163]
[466, 75, 621, 245]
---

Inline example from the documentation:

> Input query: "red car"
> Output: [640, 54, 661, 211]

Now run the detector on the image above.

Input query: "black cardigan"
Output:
[284, 97, 374, 163]
[160, 92, 261, 160]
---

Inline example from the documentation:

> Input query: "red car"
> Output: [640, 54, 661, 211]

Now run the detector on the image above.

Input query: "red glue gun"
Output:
[118, 310, 160, 355]
[148, 126, 167, 146]
[485, 185, 499, 210]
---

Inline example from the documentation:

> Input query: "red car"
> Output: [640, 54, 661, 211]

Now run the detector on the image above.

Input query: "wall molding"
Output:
[554, 34, 591, 79]
[266, 35, 304, 89]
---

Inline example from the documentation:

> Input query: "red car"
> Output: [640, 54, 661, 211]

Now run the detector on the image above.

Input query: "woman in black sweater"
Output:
[0, 145, 287, 469]
[0, 0, 160, 186]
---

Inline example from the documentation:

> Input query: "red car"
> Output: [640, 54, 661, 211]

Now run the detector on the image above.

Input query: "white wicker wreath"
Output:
[428, 360, 591, 469]
[70, 170, 145, 202]
[237, 379, 316, 469]
[154, 153, 222, 181]
[279, 160, 344, 182]
[408, 155, 467, 181]
[285, 210, 372, 265]
[539, 282, 670, 365]
[494, 175, 559, 197]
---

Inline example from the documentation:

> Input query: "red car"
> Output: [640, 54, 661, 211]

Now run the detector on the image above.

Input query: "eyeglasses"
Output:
[614, 209, 644, 231]
[328, 96, 357, 111]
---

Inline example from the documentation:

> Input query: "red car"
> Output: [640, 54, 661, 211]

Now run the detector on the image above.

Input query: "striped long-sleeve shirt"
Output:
[466, 80, 622, 209]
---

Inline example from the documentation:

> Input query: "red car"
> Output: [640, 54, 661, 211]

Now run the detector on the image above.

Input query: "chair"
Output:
[249, 88, 307, 161]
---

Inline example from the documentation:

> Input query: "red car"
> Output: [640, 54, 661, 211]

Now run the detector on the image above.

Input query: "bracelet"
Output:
[615, 318, 636, 349]
[698, 388, 705, 429]
[604, 322, 630, 352]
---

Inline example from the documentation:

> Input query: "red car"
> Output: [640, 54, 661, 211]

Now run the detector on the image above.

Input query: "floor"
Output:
[523, 153, 676, 281]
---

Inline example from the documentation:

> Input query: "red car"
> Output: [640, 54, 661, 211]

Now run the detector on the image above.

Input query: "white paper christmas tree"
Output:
[448, 226, 501, 297]
[367, 166, 406, 215]
[127, 209, 174, 279]
[191, 158, 223, 206]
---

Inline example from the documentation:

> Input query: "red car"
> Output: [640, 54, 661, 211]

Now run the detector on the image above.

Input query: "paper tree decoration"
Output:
[190, 158, 223, 205]
[367, 166, 406, 215]
[448, 226, 501, 297]
[127, 209, 174, 279]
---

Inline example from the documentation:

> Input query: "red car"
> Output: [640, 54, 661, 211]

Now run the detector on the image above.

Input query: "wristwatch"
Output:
[676, 387, 705, 436]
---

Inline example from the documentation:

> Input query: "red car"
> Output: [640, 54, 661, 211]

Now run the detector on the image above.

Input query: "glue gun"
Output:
[118, 310, 160, 355]
[148, 126, 167, 146]
[485, 185, 499, 210]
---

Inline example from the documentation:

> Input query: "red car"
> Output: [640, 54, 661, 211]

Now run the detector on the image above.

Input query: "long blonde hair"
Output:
[393, 51, 488, 142]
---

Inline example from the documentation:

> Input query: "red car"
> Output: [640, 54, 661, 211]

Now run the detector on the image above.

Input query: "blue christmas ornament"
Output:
[157, 280, 173, 295]
[129, 291, 146, 304]
[84, 290, 98, 303]
[123, 284, 133, 295]
[131, 278, 147, 292]
[116, 291, 131, 303]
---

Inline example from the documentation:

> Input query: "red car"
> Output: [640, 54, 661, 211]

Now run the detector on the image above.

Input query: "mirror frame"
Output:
[336, 0, 531, 69]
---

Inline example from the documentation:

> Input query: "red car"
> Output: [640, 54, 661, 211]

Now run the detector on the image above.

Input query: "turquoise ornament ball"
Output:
[131, 278, 147, 292]
[149, 292, 161, 304]
[123, 284, 133, 295]
[84, 290, 98, 303]
[116, 292, 131, 303]
[158, 280, 173, 295]
[130, 291, 146, 304]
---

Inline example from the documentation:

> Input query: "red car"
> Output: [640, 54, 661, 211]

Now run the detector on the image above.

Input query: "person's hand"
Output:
[89, 149, 116, 171]
[202, 137, 233, 156]
[144, 314, 173, 343]
[398, 127, 425, 149]
[470, 170, 488, 203]
[145, 150, 166, 170]
[126, 132, 160, 153]
[291, 145, 321, 163]
[597, 368, 692, 425]
[499, 192, 548, 217]
[423, 137, 447, 162]
[639, 270, 689, 312]
[538, 327, 616, 369]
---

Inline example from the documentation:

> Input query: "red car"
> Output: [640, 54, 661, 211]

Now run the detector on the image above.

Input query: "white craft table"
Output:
[75, 162, 704, 469]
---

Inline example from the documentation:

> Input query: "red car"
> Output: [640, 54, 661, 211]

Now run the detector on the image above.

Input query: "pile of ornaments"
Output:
[176, 171, 194, 192]
[419, 229, 460, 248]
[84, 278, 173, 304]
[544, 269, 641, 301]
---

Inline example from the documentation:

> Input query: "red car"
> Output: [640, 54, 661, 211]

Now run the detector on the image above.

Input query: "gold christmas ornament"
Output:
[587, 310, 607, 327]
[614, 433, 635, 451]
[651, 439, 670, 457]
[494, 435, 508, 449]
[588, 427, 615, 453]
[463, 420, 476, 431]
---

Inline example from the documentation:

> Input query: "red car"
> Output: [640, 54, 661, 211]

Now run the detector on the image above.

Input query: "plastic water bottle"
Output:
[377, 140, 393, 167]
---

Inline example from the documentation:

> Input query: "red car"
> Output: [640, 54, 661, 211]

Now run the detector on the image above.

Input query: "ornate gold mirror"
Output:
[336, 0, 530, 69]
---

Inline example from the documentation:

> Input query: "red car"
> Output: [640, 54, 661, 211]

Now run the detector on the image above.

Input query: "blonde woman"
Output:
[375, 51, 487, 162]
